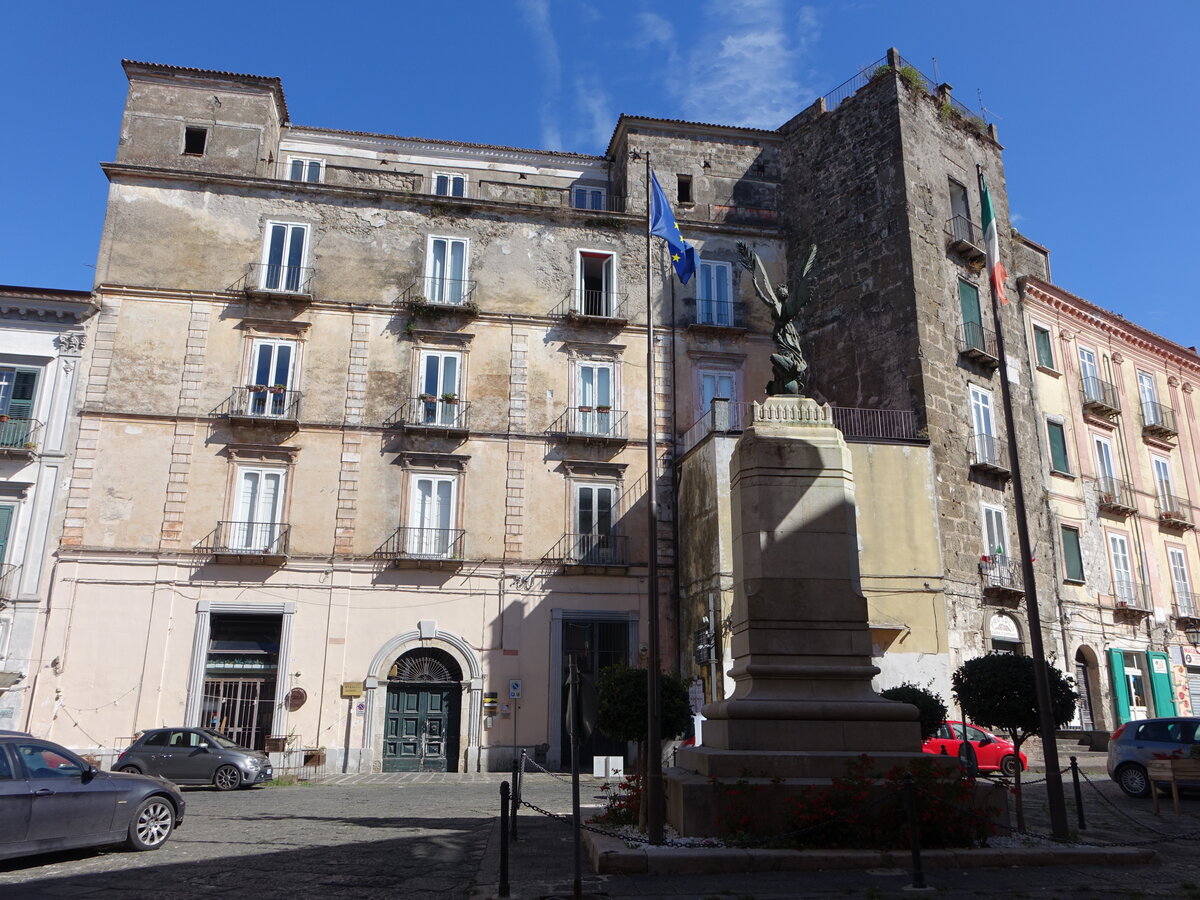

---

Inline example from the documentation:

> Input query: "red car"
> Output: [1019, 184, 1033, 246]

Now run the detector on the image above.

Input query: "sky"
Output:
[2, 0, 1197, 343]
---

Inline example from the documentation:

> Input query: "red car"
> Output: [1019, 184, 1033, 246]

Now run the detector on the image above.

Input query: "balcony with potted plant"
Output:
[214, 384, 303, 427]
[0, 416, 42, 460]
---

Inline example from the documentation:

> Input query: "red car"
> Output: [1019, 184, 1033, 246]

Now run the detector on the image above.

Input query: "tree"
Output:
[879, 682, 947, 742]
[596, 663, 693, 757]
[952, 654, 1077, 830]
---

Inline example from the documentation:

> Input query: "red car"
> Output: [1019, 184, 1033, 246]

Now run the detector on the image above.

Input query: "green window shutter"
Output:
[958, 280, 982, 327]
[1047, 421, 1070, 473]
[0, 505, 13, 564]
[1034, 326, 1054, 369]
[1060, 526, 1084, 582]
[6, 369, 38, 419]
[1148, 651, 1177, 718]
[1109, 649, 1131, 724]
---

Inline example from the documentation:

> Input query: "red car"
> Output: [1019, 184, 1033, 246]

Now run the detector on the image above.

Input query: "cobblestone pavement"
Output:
[2, 771, 1200, 899]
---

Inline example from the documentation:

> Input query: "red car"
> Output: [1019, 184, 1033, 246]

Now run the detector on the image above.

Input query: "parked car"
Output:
[1107, 716, 1200, 797]
[1, 731, 184, 861]
[922, 721, 1027, 776]
[114, 728, 272, 790]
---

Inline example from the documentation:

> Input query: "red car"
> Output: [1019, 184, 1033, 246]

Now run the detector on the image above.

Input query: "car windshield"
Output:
[200, 730, 245, 750]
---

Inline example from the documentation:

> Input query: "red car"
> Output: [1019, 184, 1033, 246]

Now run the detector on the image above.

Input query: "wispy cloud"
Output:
[572, 75, 615, 150]
[676, 0, 820, 129]
[516, 0, 563, 150]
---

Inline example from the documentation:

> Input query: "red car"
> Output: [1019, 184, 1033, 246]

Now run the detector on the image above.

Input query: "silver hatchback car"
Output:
[1107, 716, 1200, 797]
[114, 728, 272, 790]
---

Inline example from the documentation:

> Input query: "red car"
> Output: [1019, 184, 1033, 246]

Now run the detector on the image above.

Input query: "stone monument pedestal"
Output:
[666, 398, 941, 836]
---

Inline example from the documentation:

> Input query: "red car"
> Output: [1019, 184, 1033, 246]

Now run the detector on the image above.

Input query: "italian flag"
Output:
[980, 174, 1008, 305]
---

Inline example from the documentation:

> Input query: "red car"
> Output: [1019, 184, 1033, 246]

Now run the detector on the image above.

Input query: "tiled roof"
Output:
[605, 113, 780, 157]
[122, 60, 289, 122]
[288, 125, 606, 162]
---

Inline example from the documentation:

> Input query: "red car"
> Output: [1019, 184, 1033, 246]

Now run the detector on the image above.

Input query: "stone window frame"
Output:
[564, 342, 624, 412]
[980, 501, 1009, 559]
[221, 444, 299, 530]
[571, 184, 608, 210]
[1059, 523, 1086, 584]
[560, 459, 627, 540]
[1030, 319, 1058, 374]
[432, 172, 469, 197]
[396, 453, 470, 542]
[1045, 416, 1072, 477]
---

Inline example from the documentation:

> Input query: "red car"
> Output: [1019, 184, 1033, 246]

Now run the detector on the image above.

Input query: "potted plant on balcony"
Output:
[441, 393, 459, 404]
[21, 441, 37, 451]
[577, 405, 593, 413]
[267, 383, 287, 394]
[0, 415, 9, 423]
[246, 383, 267, 393]
[418, 392, 435, 403]
[595, 404, 612, 413]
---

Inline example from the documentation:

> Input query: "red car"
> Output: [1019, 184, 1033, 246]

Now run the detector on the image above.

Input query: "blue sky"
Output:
[3, 1, 1196, 343]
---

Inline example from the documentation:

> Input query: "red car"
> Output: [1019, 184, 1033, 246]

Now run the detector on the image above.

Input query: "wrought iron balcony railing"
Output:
[1111, 579, 1151, 611]
[1081, 375, 1120, 416]
[1097, 476, 1137, 515]
[374, 526, 465, 562]
[957, 322, 999, 367]
[1142, 401, 1178, 438]
[199, 521, 290, 561]
[553, 289, 628, 321]
[945, 215, 986, 264]
[0, 563, 20, 601]
[1174, 590, 1199, 620]
[386, 397, 471, 431]
[546, 407, 628, 441]
[1157, 493, 1193, 528]
[244, 262, 314, 298]
[692, 300, 746, 329]
[551, 532, 628, 567]
[0, 417, 43, 455]
[980, 556, 1023, 596]
[968, 432, 1010, 477]
[218, 386, 303, 423]
[401, 276, 478, 309]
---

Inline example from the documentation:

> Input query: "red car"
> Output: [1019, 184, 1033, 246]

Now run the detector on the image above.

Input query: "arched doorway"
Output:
[383, 648, 463, 772]
[1074, 646, 1100, 731]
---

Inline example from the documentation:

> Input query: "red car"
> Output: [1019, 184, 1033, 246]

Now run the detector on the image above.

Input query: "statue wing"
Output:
[782, 244, 818, 319]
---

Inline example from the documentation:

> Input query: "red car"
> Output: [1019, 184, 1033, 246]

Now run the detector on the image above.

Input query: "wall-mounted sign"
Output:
[285, 687, 307, 712]
[1152, 656, 1169, 675]
[341, 681, 364, 698]
[509, 679, 522, 699]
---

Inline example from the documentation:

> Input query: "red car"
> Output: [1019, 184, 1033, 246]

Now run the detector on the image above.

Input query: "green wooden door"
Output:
[383, 683, 457, 772]
[959, 280, 984, 351]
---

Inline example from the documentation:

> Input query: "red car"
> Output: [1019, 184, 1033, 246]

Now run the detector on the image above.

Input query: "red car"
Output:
[922, 721, 1027, 776]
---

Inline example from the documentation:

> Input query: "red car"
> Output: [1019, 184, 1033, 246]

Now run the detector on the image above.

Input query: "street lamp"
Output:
[1185, 623, 1200, 647]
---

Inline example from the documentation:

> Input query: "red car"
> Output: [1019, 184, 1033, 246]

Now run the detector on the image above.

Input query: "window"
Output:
[959, 280, 984, 351]
[577, 251, 616, 316]
[969, 384, 997, 464]
[246, 339, 296, 417]
[1033, 324, 1054, 369]
[572, 187, 606, 210]
[1093, 435, 1117, 488]
[17, 743, 86, 779]
[982, 503, 1008, 559]
[0, 504, 15, 566]
[418, 350, 462, 426]
[425, 237, 469, 305]
[1109, 533, 1135, 605]
[1152, 456, 1174, 502]
[677, 174, 693, 204]
[697, 260, 733, 325]
[576, 361, 614, 434]
[1061, 525, 1084, 582]
[1078, 346, 1103, 402]
[0, 744, 11, 780]
[232, 467, 286, 552]
[0, 366, 39, 447]
[574, 483, 616, 563]
[287, 157, 323, 183]
[949, 179, 970, 222]
[142, 731, 170, 747]
[1138, 372, 1164, 426]
[1168, 547, 1194, 616]
[1047, 420, 1070, 474]
[407, 474, 457, 557]
[183, 126, 207, 156]
[260, 223, 308, 292]
[699, 370, 737, 413]
[433, 173, 467, 197]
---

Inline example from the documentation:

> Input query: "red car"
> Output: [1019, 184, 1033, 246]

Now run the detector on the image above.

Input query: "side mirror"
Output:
[83, 765, 99, 781]
[977, 737, 993, 747]
[197, 742, 211, 750]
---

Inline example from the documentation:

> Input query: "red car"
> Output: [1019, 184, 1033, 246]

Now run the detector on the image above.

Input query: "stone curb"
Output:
[583, 830, 1156, 875]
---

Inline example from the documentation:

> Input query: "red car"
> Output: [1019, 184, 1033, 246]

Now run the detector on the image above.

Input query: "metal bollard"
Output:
[903, 771, 927, 890]
[510, 758, 520, 841]
[499, 780, 511, 898]
[1070, 756, 1086, 831]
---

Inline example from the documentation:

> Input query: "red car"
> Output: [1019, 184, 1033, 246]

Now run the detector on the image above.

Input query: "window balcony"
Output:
[1157, 493, 1194, 530]
[0, 563, 20, 602]
[1081, 375, 1120, 418]
[243, 263, 314, 301]
[1174, 590, 1199, 621]
[1097, 476, 1137, 516]
[980, 556, 1023, 600]
[217, 386, 302, 425]
[551, 532, 629, 571]
[957, 323, 999, 369]
[1142, 401, 1178, 439]
[386, 397, 471, 434]
[0, 417, 42, 459]
[1110, 579, 1151, 613]
[546, 407, 628, 443]
[553, 289, 628, 323]
[400, 277, 478, 313]
[945, 216, 986, 265]
[374, 527, 465, 570]
[968, 432, 1010, 479]
[688, 300, 747, 335]
[199, 521, 290, 565]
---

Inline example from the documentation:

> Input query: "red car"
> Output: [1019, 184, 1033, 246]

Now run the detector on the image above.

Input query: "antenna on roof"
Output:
[932, 57, 940, 83]
[977, 88, 999, 122]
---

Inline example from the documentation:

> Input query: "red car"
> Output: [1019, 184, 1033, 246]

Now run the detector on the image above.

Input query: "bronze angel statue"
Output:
[737, 241, 817, 396]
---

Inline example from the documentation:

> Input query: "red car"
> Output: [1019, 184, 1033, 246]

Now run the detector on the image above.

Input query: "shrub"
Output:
[898, 65, 925, 94]
[880, 682, 947, 742]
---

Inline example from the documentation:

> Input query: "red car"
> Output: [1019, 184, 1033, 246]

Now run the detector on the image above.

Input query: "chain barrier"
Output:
[519, 751, 577, 786]
[1069, 769, 1200, 846]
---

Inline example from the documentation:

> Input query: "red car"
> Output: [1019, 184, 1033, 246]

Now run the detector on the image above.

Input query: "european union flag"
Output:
[649, 170, 697, 284]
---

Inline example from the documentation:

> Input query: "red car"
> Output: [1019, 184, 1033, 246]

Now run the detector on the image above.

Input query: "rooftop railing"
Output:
[820, 54, 985, 123]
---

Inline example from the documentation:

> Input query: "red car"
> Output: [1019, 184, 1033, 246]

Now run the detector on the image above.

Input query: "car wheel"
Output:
[126, 796, 175, 851]
[1000, 754, 1021, 777]
[214, 764, 242, 791]
[1116, 763, 1151, 798]
[118, 764, 143, 774]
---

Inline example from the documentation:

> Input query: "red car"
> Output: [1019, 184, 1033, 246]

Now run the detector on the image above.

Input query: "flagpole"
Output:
[644, 151, 664, 845]
[976, 163, 1069, 840]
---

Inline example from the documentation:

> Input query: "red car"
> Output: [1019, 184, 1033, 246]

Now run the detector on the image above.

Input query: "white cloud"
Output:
[573, 75, 615, 150]
[516, 0, 564, 150]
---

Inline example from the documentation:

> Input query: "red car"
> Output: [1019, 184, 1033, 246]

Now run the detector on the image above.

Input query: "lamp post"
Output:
[1185, 624, 1200, 648]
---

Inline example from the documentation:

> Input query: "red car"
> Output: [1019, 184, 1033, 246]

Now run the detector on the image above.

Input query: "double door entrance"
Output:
[382, 649, 463, 772]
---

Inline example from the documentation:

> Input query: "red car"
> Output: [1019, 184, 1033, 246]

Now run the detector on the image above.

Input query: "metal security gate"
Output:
[1188, 669, 1200, 716]
[1075, 659, 1095, 730]
[201, 678, 266, 748]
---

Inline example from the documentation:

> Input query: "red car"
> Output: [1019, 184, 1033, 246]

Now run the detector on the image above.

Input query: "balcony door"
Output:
[426, 237, 468, 305]
[969, 384, 996, 464]
[578, 252, 615, 316]
[698, 260, 733, 325]
[1109, 533, 1134, 606]
[0, 367, 38, 447]
[1079, 347, 1102, 401]
[233, 468, 286, 552]
[959, 280, 984, 351]
[1138, 372, 1161, 425]
[1094, 436, 1117, 494]
[261, 223, 307, 292]
[419, 351, 461, 426]
[1152, 456, 1174, 507]
[575, 484, 615, 563]
[1169, 547, 1194, 616]
[1123, 653, 1150, 720]
[408, 475, 456, 558]
[248, 340, 295, 417]
[577, 363, 613, 434]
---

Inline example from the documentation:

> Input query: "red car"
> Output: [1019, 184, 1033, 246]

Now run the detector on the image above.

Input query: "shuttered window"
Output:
[1047, 420, 1070, 474]
[0, 505, 14, 564]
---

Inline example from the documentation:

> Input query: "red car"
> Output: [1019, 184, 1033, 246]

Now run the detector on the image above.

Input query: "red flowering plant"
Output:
[589, 773, 643, 828]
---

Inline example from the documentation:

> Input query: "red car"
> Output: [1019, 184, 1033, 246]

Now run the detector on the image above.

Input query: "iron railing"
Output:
[820, 55, 984, 122]
[219, 386, 302, 422]
[1141, 401, 1178, 437]
[1111, 579, 1151, 611]
[374, 527, 465, 561]
[0, 563, 19, 600]
[550, 532, 628, 566]
[1157, 493, 1193, 527]
[546, 407, 628, 440]
[957, 322, 998, 364]
[244, 262, 314, 297]
[1097, 476, 1137, 514]
[693, 300, 745, 329]
[401, 276, 477, 308]
[0, 417, 42, 453]
[679, 400, 752, 455]
[200, 521, 290, 559]
[945, 216, 986, 261]
[1081, 376, 1120, 414]
[968, 432, 1010, 474]
[831, 406, 921, 441]
[980, 557, 1022, 594]
[386, 397, 471, 431]
[554, 289, 628, 320]
[1175, 590, 1199, 620]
